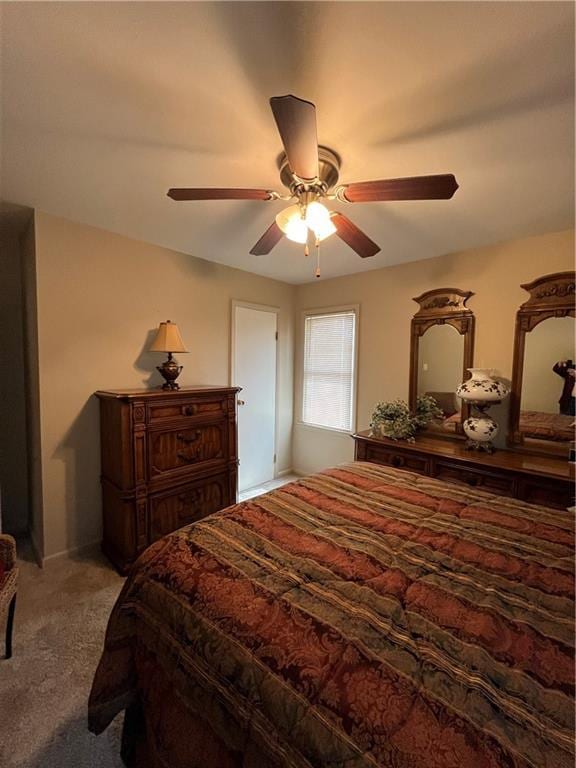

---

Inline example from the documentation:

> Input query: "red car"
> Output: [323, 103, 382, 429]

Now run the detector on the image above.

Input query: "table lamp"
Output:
[456, 368, 510, 452]
[149, 320, 188, 390]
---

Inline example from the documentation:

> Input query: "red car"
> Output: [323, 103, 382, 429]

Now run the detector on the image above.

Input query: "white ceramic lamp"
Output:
[456, 368, 510, 452]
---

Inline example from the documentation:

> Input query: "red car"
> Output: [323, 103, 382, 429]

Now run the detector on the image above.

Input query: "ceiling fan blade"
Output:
[249, 222, 284, 255]
[331, 213, 380, 258]
[167, 188, 273, 201]
[340, 174, 458, 203]
[270, 95, 319, 181]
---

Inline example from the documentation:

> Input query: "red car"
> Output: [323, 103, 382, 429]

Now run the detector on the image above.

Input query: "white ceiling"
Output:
[1, 2, 574, 284]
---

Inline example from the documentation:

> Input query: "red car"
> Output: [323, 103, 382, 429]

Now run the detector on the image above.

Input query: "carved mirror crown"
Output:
[517, 272, 575, 330]
[412, 288, 474, 320]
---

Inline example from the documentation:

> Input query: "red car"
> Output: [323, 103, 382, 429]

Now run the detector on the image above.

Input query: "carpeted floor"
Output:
[0, 544, 125, 767]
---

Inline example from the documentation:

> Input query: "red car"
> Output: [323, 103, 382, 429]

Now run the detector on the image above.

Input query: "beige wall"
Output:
[27, 217, 575, 555]
[293, 229, 575, 474]
[34, 212, 295, 559]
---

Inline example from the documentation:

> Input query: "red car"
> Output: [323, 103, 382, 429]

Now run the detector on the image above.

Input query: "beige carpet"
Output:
[0, 544, 125, 767]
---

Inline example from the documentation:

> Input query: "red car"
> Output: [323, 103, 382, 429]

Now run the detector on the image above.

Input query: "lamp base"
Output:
[464, 438, 496, 454]
[462, 405, 499, 453]
[156, 355, 183, 391]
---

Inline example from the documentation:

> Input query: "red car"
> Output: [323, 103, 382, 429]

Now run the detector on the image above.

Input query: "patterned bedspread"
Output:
[89, 462, 575, 768]
[440, 411, 575, 442]
[519, 411, 574, 442]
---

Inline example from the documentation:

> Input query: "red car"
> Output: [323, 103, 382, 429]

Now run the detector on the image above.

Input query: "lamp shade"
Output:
[275, 204, 308, 244]
[456, 368, 509, 403]
[149, 320, 188, 353]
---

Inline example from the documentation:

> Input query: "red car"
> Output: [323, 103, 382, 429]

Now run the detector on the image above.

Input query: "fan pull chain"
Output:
[315, 238, 321, 278]
[304, 242, 309, 257]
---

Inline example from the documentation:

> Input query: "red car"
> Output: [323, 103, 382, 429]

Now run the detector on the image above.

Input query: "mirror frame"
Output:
[409, 288, 475, 437]
[508, 271, 575, 456]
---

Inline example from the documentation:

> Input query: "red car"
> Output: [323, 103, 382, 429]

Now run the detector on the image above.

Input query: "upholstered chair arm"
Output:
[0, 534, 16, 571]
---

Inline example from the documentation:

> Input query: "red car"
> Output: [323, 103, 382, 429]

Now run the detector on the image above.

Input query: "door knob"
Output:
[238, 399, 246, 406]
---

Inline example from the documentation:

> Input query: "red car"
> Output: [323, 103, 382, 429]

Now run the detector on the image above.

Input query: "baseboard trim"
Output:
[276, 467, 296, 478]
[42, 539, 101, 565]
[29, 529, 43, 568]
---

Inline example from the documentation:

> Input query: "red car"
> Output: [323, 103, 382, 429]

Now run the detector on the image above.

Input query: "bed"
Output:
[518, 411, 574, 443]
[89, 462, 575, 768]
[437, 411, 574, 443]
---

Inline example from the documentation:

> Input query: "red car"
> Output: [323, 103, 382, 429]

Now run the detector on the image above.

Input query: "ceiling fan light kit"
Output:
[275, 204, 308, 243]
[275, 199, 336, 245]
[167, 94, 459, 276]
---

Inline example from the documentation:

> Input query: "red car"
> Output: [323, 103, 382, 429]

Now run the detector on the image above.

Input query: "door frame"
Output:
[230, 300, 281, 484]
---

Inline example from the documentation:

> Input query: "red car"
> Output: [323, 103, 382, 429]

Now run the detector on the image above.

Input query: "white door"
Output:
[233, 305, 277, 493]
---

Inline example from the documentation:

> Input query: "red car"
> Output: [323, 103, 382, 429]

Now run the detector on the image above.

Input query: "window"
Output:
[302, 309, 357, 432]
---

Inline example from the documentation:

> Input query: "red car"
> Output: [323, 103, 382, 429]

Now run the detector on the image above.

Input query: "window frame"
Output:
[297, 304, 360, 435]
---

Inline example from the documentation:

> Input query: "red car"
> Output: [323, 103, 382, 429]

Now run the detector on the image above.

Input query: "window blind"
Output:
[302, 310, 356, 431]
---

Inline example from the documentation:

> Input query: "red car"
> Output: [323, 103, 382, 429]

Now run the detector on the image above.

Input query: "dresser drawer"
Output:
[149, 421, 227, 480]
[149, 472, 231, 542]
[365, 443, 429, 473]
[517, 477, 573, 510]
[146, 397, 227, 424]
[432, 460, 515, 496]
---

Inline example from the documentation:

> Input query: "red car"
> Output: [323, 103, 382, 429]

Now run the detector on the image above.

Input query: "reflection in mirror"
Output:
[521, 316, 575, 444]
[417, 325, 463, 433]
[409, 288, 475, 439]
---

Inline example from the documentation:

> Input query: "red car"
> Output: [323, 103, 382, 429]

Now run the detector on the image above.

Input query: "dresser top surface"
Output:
[96, 385, 241, 400]
[354, 430, 574, 481]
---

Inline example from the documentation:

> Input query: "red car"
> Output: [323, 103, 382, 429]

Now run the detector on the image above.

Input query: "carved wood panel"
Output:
[149, 474, 229, 542]
[412, 288, 474, 317]
[133, 431, 147, 484]
[135, 492, 148, 552]
[150, 423, 226, 476]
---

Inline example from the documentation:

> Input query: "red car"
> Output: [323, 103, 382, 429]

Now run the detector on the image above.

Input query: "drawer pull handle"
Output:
[391, 456, 405, 468]
[177, 450, 200, 463]
[177, 430, 201, 444]
[183, 405, 196, 416]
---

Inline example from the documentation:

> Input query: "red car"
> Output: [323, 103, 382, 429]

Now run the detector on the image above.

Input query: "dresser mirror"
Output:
[509, 272, 575, 456]
[409, 288, 475, 437]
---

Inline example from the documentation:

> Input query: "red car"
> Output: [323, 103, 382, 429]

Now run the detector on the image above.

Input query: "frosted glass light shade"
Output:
[275, 205, 308, 244]
[285, 217, 309, 243]
[314, 217, 337, 241]
[305, 202, 337, 240]
[149, 320, 188, 353]
[305, 201, 329, 230]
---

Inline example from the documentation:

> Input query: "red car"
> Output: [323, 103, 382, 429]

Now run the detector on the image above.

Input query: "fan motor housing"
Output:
[278, 145, 341, 192]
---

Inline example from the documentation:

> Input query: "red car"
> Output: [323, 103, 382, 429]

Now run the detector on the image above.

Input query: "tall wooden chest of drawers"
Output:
[96, 386, 240, 573]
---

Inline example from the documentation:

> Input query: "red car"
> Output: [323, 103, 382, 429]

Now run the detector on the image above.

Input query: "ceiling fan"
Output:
[167, 95, 458, 275]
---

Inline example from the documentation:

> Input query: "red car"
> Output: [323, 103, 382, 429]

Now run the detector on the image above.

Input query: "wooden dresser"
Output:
[96, 386, 240, 573]
[353, 431, 574, 510]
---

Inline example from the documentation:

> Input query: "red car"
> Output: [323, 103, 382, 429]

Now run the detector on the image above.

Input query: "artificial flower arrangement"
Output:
[370, 394, 444, 441]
